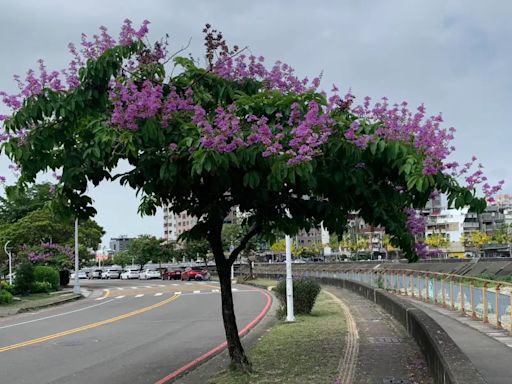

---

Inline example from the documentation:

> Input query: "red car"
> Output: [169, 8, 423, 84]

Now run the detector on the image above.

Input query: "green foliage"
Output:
[33, 266, 59, 291]
[0, 290, 13, 304]
[32, 281, 52, 293]
[126, 235, 169, 267]
[0, 281, 14, 294]
[13, 262, 34, 295]
[274, 278, 321, 315]
[0, 183, 54, 225]
[112, 251, 131, 268]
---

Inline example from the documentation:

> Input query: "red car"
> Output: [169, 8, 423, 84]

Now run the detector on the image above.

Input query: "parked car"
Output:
[120, 269, 140, 280]
[70, 270, 87, 279]
[181, 266, 211, 281]
[138, 268, 161, 280]
[101, 269, 121, 279]
[162, 268, 183, 280]
[89, 269, 103, 279]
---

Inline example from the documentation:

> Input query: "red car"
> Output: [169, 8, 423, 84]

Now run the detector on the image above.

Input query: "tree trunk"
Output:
[216, 261, 251, 371]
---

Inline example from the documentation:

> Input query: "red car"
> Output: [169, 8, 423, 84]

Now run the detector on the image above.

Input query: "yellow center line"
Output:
[0, 294, 180, 353]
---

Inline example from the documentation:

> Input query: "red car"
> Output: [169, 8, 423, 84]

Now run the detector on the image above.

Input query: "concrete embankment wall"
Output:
[258, 271, 486, 384]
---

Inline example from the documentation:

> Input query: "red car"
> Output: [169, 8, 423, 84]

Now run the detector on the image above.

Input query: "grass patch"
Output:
[209, 291, 346, 384]
[242, 278, 280, 289]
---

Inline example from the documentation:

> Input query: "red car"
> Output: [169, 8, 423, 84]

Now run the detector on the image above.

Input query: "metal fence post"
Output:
[425, 274, 430, 303]
[496, 285, 502, 329]
[483, 283, 489, 324]
[442, 274, 446, 308]
[418, 273, 422, 301]
[411, 273, 415, 298]
[450, 277, 455, 311]
[403, 272, 407, 296]
[470, 282, 476, 320]
[460, 280, 465, 314]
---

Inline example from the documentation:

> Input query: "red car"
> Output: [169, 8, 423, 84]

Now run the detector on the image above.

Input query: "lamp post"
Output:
[73, 218, 80, 294]
[3, 241, 12, 285]
[285, 234, 295, 322]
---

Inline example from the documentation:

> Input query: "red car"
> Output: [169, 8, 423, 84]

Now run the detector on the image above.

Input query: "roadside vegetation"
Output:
[209, 289, 346, 384]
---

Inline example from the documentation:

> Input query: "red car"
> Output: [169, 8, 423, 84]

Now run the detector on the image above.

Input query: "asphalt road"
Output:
[0, 278, 270, 384]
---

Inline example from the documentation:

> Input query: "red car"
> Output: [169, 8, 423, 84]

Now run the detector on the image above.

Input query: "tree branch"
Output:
[227, 224, 260, 265]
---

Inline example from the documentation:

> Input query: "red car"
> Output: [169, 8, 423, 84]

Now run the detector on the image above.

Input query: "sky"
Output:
[0, 0, 510, 249]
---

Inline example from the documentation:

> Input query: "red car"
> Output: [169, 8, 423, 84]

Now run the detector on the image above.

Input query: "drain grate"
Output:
[367, 336, 403, 344]
[382, 378, 412, 384]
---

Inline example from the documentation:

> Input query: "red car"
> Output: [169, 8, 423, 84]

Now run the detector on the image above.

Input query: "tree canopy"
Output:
[0, 20, 500, 369]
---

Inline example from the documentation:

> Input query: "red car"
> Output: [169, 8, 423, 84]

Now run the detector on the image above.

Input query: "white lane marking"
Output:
[115, 295, 125, 299]
[185, 282, 192, 285]
[158, 284, 165, 287]
[174, 291, 182, 295]
[154, 293, 163, 296]
[135, 294, 144, 298]
[0, 299, 116, 330]
[116, 288, 124, 291]
[193, 290, 200, 294]
[144, 286, 152, 288]
[131, 287, 138, 290]
[95, 297, 106, 301]
[211, 289, 220, 293]
[232, 288, 239, 291]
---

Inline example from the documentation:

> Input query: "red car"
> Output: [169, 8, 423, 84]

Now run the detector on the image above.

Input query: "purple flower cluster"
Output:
[404, 208, 427, 236]
[24, 243, 74, 263]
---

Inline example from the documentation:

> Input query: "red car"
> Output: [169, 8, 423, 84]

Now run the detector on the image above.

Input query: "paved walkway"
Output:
[403, 297, 512, 384]
[325, 287, 432, 384]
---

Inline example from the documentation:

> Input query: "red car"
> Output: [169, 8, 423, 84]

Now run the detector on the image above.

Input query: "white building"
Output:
[163, 206, 197, 242]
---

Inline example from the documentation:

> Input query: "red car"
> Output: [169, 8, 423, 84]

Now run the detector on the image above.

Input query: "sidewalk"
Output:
[324, 286, 432, 384]
[403, 297, 512, 384]
[0, 288, 84, 317]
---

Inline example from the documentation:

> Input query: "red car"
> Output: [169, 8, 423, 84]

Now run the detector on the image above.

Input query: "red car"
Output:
[181, 266, 211, 281]
[162, 268, 183, 280]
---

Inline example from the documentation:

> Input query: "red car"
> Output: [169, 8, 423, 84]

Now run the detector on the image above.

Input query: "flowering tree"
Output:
[0, 21, 500, 369]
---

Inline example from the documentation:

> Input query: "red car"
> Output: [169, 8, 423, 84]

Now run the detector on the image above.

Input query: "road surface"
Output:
[0, 278, 270, 384]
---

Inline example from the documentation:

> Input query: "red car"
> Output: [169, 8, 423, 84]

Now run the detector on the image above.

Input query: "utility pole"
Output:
[3, 241, 12, 285]
[73, 218, 80, 294]
[285, 235, 295, 322]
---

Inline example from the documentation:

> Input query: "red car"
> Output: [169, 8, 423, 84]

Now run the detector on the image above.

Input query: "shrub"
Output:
[14, 263, 34, 295]
[34, 266, 60, 291]
[0, 281, 14, 294]
[0, 290, 13, 304]
[32, 281, 52, 293]
[275, 277, 321, 315]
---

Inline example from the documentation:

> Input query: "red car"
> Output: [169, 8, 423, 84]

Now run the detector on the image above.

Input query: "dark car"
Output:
[181, 266, 211, 281]
[162, 268, 183, 280]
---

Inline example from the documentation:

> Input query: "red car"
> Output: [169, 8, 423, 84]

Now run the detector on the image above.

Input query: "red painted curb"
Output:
[154, 289, 272, 384]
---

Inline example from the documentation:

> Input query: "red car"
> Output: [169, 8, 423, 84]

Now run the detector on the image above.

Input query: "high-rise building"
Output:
[109, 235, 133, 254]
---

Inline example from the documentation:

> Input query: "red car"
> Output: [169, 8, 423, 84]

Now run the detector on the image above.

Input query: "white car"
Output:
[138, 269, 161, 280]
[121, 270, 140, 280]
[101, 269, 121, 279]
[70, 270, 87, 279]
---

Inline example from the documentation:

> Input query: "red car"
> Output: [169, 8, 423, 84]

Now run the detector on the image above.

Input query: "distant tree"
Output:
[425, 233, 449, 249]
[126, 235, 168, 268]
[0, 183, 54, 224]
[112, 251, 131, 268]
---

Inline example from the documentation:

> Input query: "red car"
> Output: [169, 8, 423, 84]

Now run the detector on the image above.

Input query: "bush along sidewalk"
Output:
[274, 277, 322, 316]
[0, 281, 14, 304]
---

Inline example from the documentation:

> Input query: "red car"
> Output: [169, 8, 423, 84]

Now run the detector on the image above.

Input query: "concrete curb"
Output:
[0, 292, 82, 317]
[262, 273, 486, 384]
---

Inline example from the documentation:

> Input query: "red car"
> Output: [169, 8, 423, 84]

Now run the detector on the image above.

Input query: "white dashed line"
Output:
[185, 283, 193, 285]
[115, 295, 125, 299]
[232, 288, 238, 291]
[172, 284, 179, 286]
[95, 297, 106, 301]
[174, 291, 182, 295]
[135, 294, 144, 298]
[116, 288, 124, 291]
[211, 289, 220, 293]
[144, 285, 152, 288]
[154, 292, 163, 296]
[158, 284, 165, 287]
[193, 290, 200, 294]
[131, 287, 138, 290]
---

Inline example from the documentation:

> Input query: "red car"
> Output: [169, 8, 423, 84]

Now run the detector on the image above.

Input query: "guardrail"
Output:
[258, 267, 512, 333]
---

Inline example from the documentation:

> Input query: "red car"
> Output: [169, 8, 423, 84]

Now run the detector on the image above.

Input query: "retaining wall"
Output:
[261, 272, 486, 384]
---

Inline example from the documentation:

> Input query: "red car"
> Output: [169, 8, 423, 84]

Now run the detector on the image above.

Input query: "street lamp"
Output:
[285, 235, 295, 322]
[73, 218, 80, 294]
[3, 241, 12, 285]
